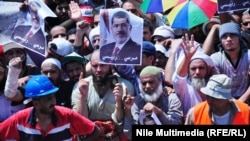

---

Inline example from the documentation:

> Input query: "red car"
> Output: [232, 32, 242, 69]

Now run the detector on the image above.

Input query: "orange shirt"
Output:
[193, 100, 249, 125]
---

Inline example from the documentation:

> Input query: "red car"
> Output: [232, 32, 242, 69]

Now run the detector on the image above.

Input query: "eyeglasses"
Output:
[242, 22, 250, 26]
[52, 33, 66, 39]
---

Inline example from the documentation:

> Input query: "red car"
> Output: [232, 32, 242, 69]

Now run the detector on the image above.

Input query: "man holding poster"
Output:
[100, 8, 142, 65]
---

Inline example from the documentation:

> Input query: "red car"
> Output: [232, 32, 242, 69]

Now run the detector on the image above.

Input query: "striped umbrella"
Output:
[140, 0, 178, 14]
[167, 0, 217, 30]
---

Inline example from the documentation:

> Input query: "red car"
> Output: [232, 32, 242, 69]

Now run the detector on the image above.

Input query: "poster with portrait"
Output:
[139, 110, 162, 125]
[9, 0, 56, 57]
[99, 8, 143, 65]
[217, 0, 250, 13]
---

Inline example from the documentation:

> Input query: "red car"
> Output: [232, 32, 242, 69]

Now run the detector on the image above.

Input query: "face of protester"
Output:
[55, 2, 70, 23]
[189, 59, 208, 90]
[67, 34, 76, 45]
[111, 17, 132, 45]
[122, 1, 139, 16]
[92, 35, 100, 49]
[221, 33, 240, 52]
[189, 59, 208, 79]
[206, 95, 230, 116]
[41, 63, 61, 86]
[154, 51, 168, 69]
[64, 62, 85, 83]
[91, 51, 111, 82]
[143, 26, 152, 41]
[33, 93, 56, 115]
[241, 14, 250, 31]
[139, 74, 163, 102]
[4, 48, 26, 65]
[50, 26, 67, 40]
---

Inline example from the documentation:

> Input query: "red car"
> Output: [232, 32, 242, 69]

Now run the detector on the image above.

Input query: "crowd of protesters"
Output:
[0, 0, 250, 141]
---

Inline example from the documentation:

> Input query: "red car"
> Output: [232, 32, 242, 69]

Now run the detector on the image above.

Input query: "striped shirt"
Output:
[0, 106, 95, 141]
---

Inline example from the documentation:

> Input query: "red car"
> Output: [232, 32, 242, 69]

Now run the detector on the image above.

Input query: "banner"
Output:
[217, 0, 250, 13]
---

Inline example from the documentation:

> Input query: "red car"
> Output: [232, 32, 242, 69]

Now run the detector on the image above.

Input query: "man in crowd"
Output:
[0, 75, 101, 140]
[185, 74, 250, 125]
[210, 22, 250, 104]
[123, 66, 183, 140]
[41, 58, 75, 108]
[71, 49, 135, 140]
[63, 52, 87, 83]
[172, 34, 215, 116]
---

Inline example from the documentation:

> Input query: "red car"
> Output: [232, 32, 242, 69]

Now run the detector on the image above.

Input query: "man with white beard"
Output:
[124, 66, 183, 126]
[172, 34, 215, 117]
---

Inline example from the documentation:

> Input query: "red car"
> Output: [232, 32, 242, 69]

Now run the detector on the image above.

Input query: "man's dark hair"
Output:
[67, 28, 76, 37]
[111, 11, 130, 25]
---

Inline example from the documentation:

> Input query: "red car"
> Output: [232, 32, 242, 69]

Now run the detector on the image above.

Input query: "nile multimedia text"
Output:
[136, 129, 204, 136]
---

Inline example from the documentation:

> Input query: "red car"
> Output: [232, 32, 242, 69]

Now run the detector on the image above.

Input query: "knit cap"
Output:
[219, 22, 241, 39]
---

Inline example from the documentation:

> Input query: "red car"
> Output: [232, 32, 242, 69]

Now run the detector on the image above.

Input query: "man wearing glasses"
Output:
[100, 10, 141, 65]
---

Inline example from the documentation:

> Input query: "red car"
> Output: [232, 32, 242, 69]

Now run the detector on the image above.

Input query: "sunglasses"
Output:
[52, 33, 66, 39]
[242, 22, 250, 26]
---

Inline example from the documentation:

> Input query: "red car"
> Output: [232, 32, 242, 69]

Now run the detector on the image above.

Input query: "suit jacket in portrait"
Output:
[100, 38, 141, 65]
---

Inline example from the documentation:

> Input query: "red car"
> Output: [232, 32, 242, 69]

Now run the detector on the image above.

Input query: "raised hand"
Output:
[181, 34, 200, 58]
[113, 83, 123, 103]
[123, 88, 135, 111]
[78, 72, 89, 99]
[69, 1, 82, 21]
[9, 55, 25, 69]
[76, 20, 92, 35]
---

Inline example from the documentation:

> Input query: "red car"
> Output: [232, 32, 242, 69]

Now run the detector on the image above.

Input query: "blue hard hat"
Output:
[25, 75, 59, 98]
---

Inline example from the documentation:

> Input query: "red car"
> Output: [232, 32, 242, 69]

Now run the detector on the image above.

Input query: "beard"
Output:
[140, 83, 163, 103]
[92, 69, 112, 85]
[191, 77, 206, 91]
